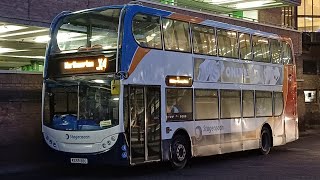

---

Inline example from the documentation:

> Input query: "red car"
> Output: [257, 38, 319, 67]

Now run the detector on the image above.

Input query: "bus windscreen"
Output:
[51, 8, 121, 54]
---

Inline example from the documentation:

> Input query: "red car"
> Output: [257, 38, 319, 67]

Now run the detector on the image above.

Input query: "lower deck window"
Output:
[195, 89, 218, 120]
[220, 90, 241, 118]
[256, 91, 272, 117]
[166, 88, 192, 121]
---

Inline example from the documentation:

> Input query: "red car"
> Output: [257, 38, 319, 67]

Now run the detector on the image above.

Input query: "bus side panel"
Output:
[193, 120, 221, 156]
[242, 118, 260, 150]
[283, 64, 298, 143]
[163, 121, 195, 153]
[272, 116, 286, 146]
[220, 118, 242, 154]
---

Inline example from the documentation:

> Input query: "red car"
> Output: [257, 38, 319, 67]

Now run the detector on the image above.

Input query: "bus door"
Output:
[127, 86, 161, 164]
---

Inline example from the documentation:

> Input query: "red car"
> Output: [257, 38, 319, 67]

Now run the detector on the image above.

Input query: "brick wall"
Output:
[0, 73, 42, 146]
[258, 8, 282, 27]
[300, 45, 320, 126]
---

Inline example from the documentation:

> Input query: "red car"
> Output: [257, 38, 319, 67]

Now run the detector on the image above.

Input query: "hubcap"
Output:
[176, 144, 186, 161]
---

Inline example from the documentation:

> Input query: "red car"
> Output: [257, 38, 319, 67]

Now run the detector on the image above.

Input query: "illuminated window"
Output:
[298, 0, 320, 32]
[217, 29, 238, 58]
[239, 33, 252, 60]
[304, 90, 317, 103]
[166, 88, 193, 121]
[252, 36, 270, 63]
[192, 24, 216, 55]
[270, 39, 282, 64]
[282, 42, 293, 64]
[314, 0, 320, 16]
[314, 18, 320, 32]
[305, 0, 313, 15]
[282, 6, 295, 28]
[163, 19, 191, 52]
[132, 14, 162, 49]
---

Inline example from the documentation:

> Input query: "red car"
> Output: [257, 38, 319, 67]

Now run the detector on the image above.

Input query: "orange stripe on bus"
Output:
[168, 13, 204, 23]
[128, 47, 150, 75]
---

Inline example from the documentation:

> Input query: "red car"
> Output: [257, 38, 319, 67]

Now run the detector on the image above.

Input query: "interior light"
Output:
[0, 55, 44, 59]
[34, 35, 51, 43]
[91, 79, 106, 84]
[0, 29, 47, 38]
[0, 24, 27, 34]
[57, 32, 84, 42]
[210, 0, 243, 5]
[0, 47, 16, 53]
[232, 0, 276, 9]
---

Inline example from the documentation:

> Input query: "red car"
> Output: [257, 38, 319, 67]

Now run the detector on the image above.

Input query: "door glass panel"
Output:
[129, 87, 145, 161]
[146, 87, 161, 160]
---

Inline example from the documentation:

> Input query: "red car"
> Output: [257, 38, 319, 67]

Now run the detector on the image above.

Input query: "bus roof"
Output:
[65, 4, 280, 39]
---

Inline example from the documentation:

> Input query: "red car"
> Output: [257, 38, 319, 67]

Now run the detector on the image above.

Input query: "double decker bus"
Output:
[42, 4, 298, 169]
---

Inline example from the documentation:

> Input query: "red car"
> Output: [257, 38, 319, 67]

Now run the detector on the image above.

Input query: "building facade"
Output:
[0, 0, 302, 146]
[297, 0, 320, 128]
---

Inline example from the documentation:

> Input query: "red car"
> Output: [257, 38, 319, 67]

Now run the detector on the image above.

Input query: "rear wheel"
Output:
[260, 126, 272, 155]
[170, 135, 190, 170]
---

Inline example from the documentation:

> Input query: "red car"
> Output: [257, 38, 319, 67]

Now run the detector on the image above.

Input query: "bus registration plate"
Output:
[70, 158, 88, 164]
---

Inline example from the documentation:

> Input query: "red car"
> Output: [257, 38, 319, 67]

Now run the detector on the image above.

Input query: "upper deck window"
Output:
[132, 14, 162, 49]
[239, 33, 252, 60]
[53, 8, 121, 53]
[163, 19, 191, 52]
[282, 41, 293, 64]
[270, 39, 282, 64]
[252, 36, 270, 63]
[192, 24, 216, 56]
[217, 29, 239, 59]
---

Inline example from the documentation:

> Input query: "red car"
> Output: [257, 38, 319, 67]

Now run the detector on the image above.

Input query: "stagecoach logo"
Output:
[65, 134, 90, 140]
[203, 125, 224, 133]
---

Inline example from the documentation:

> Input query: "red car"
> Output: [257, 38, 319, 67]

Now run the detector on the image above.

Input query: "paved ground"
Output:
[1, 129, 320, 179]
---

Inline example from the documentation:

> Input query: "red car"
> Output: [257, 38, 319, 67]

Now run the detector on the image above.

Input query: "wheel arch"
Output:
[172, 128, 193, 157]
[261, 123, 273, 147]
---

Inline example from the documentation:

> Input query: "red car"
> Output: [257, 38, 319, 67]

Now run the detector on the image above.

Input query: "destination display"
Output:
[48, 54, 116, 76]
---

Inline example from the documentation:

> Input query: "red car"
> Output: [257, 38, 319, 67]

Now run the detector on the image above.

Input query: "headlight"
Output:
[99, 134, 119, 151]
[43, 133, 59, 150]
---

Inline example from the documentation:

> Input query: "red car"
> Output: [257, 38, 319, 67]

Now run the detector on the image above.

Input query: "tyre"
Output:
[170, 134, 190, 170]
[260, 126, 272, 155]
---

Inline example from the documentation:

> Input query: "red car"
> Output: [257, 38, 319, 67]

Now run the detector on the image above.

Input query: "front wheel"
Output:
[170, 135, 190, 170]
[260, 127, 272, 155]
